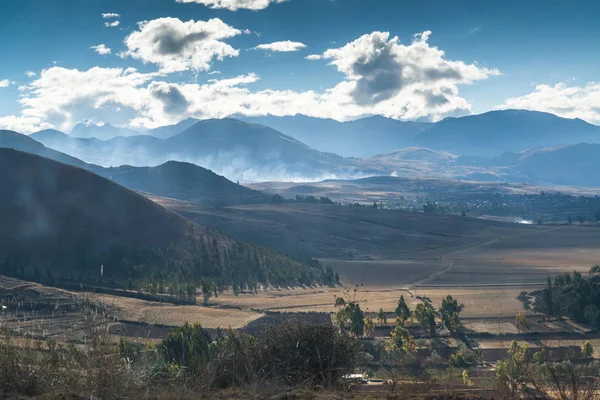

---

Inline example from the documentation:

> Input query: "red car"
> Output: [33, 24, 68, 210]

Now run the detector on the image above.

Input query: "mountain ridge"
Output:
[415, 109, 600, 155]
[2, 129, 276, 206]
[0, 148, 332, 289]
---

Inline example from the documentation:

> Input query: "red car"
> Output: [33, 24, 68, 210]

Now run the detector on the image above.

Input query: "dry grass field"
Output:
[149, 200, 600, 324]
[3, 198, 600, 348]
[86, 293, 264, 329]
[208, 286, 418, 313]
[204, 285, 533, 319]
[414, 287, 535, 318]
[0, 277, 264, 345]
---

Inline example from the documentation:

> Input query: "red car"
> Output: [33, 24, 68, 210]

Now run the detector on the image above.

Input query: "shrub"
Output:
[449, 347, 477, 368]
[256, 319, 362, 387]
[159, 322, 212, 376]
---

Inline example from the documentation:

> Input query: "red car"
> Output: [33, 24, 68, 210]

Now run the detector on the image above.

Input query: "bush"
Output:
[0, 316, 363, 396]
[159, 322, 212, 376]
[210, 329, 258, 388]
[257, 319, 362, 387]
[0, 334, 139, 398]
[449, 347, 477, 368]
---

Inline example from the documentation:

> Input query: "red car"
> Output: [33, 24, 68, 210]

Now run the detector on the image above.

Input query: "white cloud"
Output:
[10, 66, 159, 133]
[498, 82, 600, 124]
[305, 54, 322, 60]
[252, 40, 306, 52]
[208, 70, 222, 75]
[104, 20, 120, 27]
[0, 79, 14, 88]
[0, 115, 53, 133]
[2, 30, 500, 133]
[102, 13, 121, 18]
[175, 0, 286, 11]
[320, 31, 498, 111]
[25, 71, 37, 78]
[91, 44, 112, 55]
[122, 17, 243, 73]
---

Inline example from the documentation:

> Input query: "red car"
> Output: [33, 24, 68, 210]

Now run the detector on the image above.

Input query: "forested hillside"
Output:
[0, 149, 337, 296]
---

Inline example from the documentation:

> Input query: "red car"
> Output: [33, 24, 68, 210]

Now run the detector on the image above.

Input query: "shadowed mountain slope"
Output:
[102, 161, 274, 206]
[1, 129, 88, 168]
[0, 149, 332, 288]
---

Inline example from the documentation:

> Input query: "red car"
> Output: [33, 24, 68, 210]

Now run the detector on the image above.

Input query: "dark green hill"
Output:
[101, 161, 274, 206]
[0, 149, 334, 290]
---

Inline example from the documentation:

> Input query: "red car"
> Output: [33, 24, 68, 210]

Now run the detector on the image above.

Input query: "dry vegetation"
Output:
[3, 195, 600, 398]
[86, 293, 263, 329]
[146, 199, 600, 329]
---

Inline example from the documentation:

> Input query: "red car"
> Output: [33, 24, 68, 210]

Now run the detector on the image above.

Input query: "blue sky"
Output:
[1, 0, 599, 133]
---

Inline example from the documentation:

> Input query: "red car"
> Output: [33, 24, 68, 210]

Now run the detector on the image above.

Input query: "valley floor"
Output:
[3, 200, 600, 394]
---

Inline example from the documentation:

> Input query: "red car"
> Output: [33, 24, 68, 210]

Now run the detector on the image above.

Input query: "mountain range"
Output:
[1, 129, 275, 207]
[415, 110, 600, 155]
[70, 120, 140, 140]
[7, 108, 600, 188]
[33, 118, 363, 181]
[248, 110, 600, 157]
[456, 143, 600, 186]
[36, 109, 600, 163]
[242, 114, 431, 157]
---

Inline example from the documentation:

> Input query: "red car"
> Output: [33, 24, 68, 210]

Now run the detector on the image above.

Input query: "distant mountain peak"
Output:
[79, 119, 108, 128]
[31, 128, 68, 138]
[70, 120, 138, 140]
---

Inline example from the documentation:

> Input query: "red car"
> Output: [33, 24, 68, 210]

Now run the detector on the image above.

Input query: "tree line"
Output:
[534, 266, 600, 329]
[0, 225, 339, 301]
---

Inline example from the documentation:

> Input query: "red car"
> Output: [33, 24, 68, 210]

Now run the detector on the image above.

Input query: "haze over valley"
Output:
[7, 108, 599, 188]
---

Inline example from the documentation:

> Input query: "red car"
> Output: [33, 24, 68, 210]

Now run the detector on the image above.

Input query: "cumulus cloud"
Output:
[9, 66, 159, 133]
[320, 31, 499, 109]
[0, 79, 14, 88]
[0, 115, 53, 133]
[104, 20, 120, 27]
[91, 44, 112, 55]
[102, 13, 120, 18]
[498, 82, 600, 124]
[2, 30, 501, 133]
[149, 82, 190, 115]
[25, 71, 37, 78]
[175, 0, 286, 11]
[252, 40, 306, 52]
[122, 17, 243, 72]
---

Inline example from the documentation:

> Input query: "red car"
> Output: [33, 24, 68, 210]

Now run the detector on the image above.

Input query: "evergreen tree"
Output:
[395, 295, 411, 322]
[414, 301, 436, 336]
